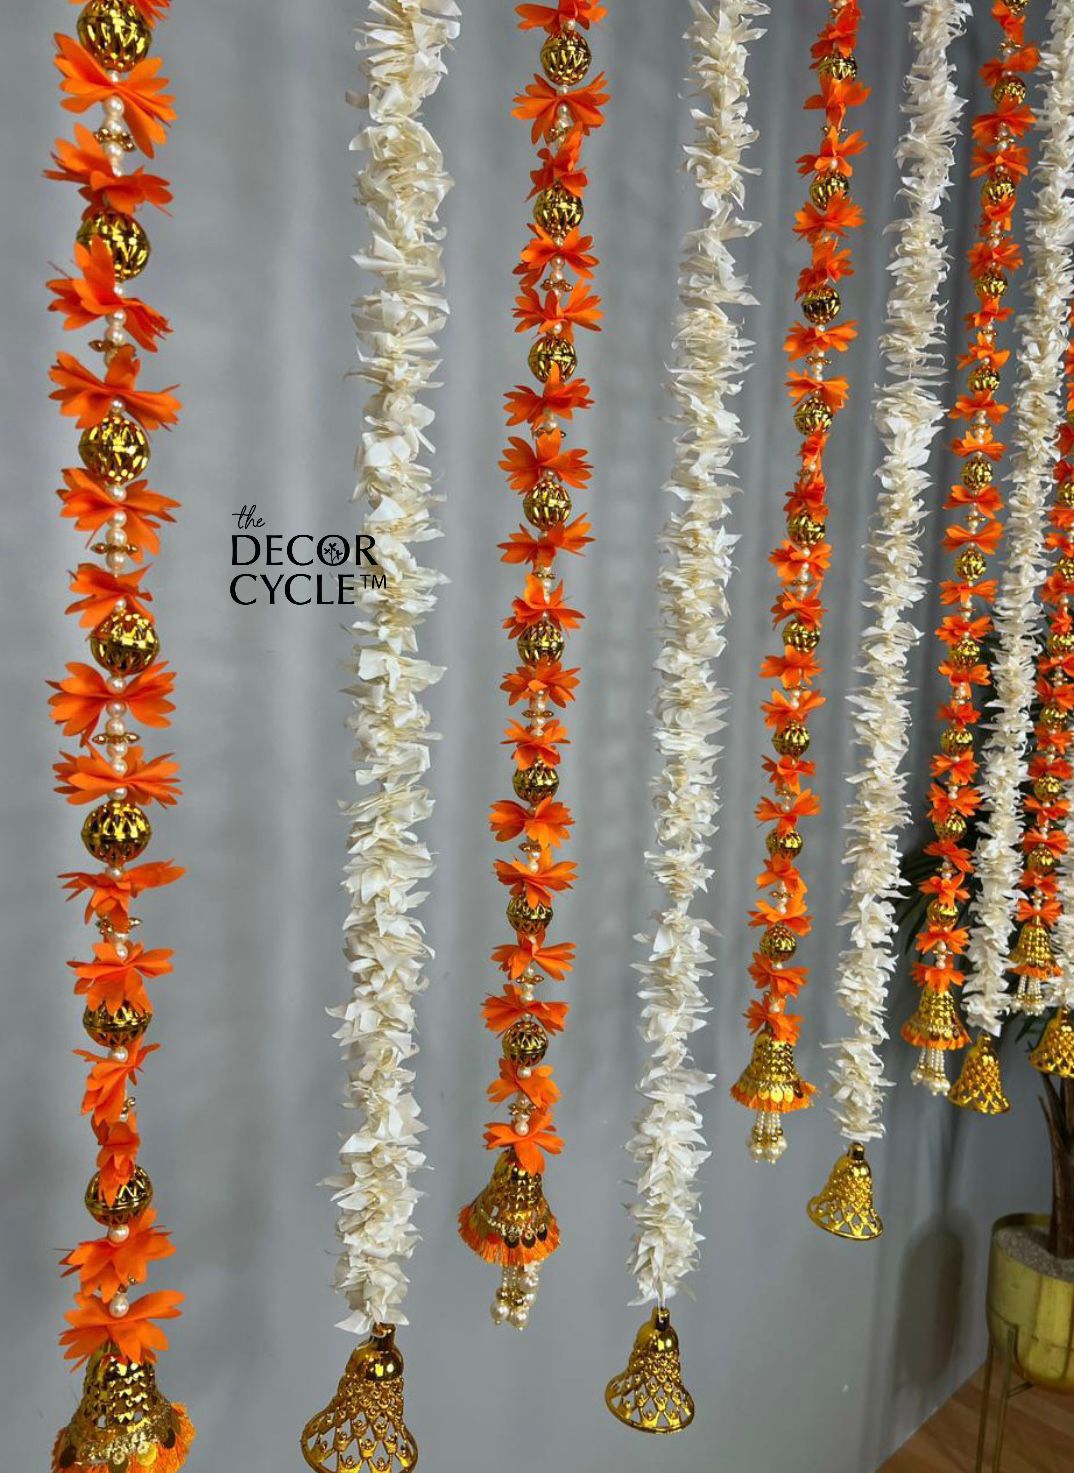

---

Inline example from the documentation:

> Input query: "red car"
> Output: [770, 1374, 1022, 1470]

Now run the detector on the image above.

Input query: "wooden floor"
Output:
[880, 1366, 1074, 1473]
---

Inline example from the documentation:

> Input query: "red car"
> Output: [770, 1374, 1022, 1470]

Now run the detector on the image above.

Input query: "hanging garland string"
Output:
[603, 0, 766, 1436]
[45, 4, 194, 1472]
[961, 0, 1074, 1099]
[728, 0, 869, 1165]
[898, 0, 1039, 1096]
[808, 0, 971, 1240]
[300, 3, 459, 1471]
[457, 0, 608, 1331]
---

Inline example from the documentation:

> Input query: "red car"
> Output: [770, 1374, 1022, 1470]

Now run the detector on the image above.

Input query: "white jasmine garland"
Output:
[1052, 843, 1074, 1008]
[828, 0, 970, 1143]
[324, 0, 459, 1337]
[625, 0, 766, 1309]
[965, 0, 1074, 1037]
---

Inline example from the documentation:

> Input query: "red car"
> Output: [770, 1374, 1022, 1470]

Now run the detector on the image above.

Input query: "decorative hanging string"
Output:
[728, 0, 869, 1166]
[807, 0, 970, 1242]
[959, 0, 1074, 1112]
[898, 0, 1039, 1096]
[300, 4, 459, 1472]
[603, 0, 766, 1439]
[457, 0, 608, 1331]
[45, 4, 193, 1472]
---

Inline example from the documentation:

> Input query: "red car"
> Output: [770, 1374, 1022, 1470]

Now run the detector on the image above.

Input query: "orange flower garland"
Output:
[458, 0, 606, 1329]
[729, 0, 868, 1164]
[46, 4, 194, 1470]
[900, 0, 1039, 1093]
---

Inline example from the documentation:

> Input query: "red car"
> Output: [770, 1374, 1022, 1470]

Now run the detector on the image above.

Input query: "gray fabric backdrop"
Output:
[0, 2, 1057, 1469]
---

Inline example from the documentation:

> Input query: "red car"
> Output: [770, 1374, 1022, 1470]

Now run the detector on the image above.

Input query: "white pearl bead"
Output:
[107, 552, 128, 573]
[109, 1293, 130, 1318]
[114, 599, 127, 611]
[106, 719, 127, 738]
[114, 944, 129, 961]
[105, 95, 125, 119]
[108, 866, 123, 879]
[113, 787, 128, 799]
[108, 701, 126, 717]
[111, 487, 127, 504]
[110, 1047, 129, 1063]
[111, 398, 125, 412]
[107, 525, 128, 547]
[108, 1224, 130, 1244]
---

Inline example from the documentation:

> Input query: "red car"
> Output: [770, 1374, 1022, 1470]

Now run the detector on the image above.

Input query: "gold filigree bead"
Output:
[773, 721, 810, 759]
[90, 609, 160, 677]
[1049, 630, 1074, 656]
[79, 412, 151, 487]
[533, 182, 584, 241]
[77, 0, 152, 72]
[992, 76, 1028, 106]
[528, 333, 577, 384]
[1057, 555, 1074, 583]
[927, 898, 960, 927]
[1035, 773, 1065, 802]
[784, 618, 820, 654]
[788, 511, 826, 546]
[85, 1165, 153, 1226]
[541, 28, 592, 86]
[507, 895, 554, 935]
[502, 1016, 550, 1067]
[1057, 482, 1074, 509]
[513, 759, 560, 804]
[968, 363, 1001, 395]
[518, 617, 565, 666]
[975, 269, 1008, 301]
[1028, 845, 1058, 875]
[759, 922, 797, 960]
[1005, 0, 1028, 14]
[982, 170, 1017, 210]
[793, 395, 834, 437]
[81, 799, 152, 866]
[948, 635, 982, 669]
[940, 724, 973, 757]
[83, 1000, 152, 1049]
[76, 208, 151, 282]
[809, 171, 849, 210]
[955, 548, 988, 581]
[962, 456, 994, 491]
[801, 285, 841, 325]
[766, 827, 804, 860]
[817, 52, 858, 81]
[934, 812, 967, 841]
[524, 472, 572, 529]
[1041, 701, 1071, 731]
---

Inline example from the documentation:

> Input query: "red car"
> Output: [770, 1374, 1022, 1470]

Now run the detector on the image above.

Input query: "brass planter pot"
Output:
[986, 1213, 1074, 1393]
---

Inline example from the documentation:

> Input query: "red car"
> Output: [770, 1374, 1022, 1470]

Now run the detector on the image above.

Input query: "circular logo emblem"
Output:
[318, 535, 349, 567]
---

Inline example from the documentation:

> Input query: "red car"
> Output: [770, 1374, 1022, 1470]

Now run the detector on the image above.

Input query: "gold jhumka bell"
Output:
[1008, 918, 1057, 1016]
[806, 1142, 884, 1241]
[457, 1151, 559, 1329]
[605, 1308, 695, 1434]
[52, 1348, 194, 1473]
[902, 987, 969, 1093]
[730, 1030, 814, 1163]
[948, 1033, 1010, 1114]
[1030, 1007, 1074, 1078]
[301, 1325, 417, 1473]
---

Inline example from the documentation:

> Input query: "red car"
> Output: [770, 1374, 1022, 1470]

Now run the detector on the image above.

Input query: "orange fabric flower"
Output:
[77, 1041, 157, 1130]
[60, 1290, 183, 1365]
[60, 862, 183, 924]
[494, 852, 577, 907]
[489, 797, 573, 849]
[62, 1209, 174, 1300]
[500, 431, 591, 492]
[69, 942, 173, 1013]
[96, 1115, 142, 1202]
[48, 239, 171, 351]
[58, 468, 179, 556]
[45, 124, 173, 212]
[491, 937, 576, 981]
[55, 746, 181, 806]
[513, 74, 609, 142]
[504, 576, 583, 635]
[49, 662, 175, 742]
[54, 35, 175, 157]
[67, 562, 152, 627]
[49, 346, 180, 430]
[504, 370, 593, 426]
[501, 660, 580, 708]
[488, 1060, 560, 1109]
[516, 225, 598, 287]
[483, 1111, 563, 1174]
[482, 986, 568, 1035]
[517, 0, 606, 31]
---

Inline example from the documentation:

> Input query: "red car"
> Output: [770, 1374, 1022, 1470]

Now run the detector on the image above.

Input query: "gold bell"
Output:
[807, 1142, 884, 1241]
[605, 1308, 695, 1435]
[902, 987, 969, 1094]
[458, 1152, 559, 1329]
[1030, 1008, 1074, 1079]
[52, 1347, 194, 1473]
[1010, 917, 1057, 973]
[300, 1325, 417, 1473]
[948, 1033, 1010, 1114]
[730, 1031, 815, 1163]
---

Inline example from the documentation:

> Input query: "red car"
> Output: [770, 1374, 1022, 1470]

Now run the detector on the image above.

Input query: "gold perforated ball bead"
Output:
[992, 76, 1028, 106]
[968, 364, 1001, 396]
[955, 549, 988, 582]
[794, 395, 834, 437]
[1057, 556, 1074, 583]
[940, 725, 974, 757]
[533, 182, 584, 241]
[759, 922, 798, 960]
[784, 618, 820, 654]
[90, 609, 160, 677]
[1058, 482, 1074, 509]
[507, 895, 554, 936]
[79, 412, 151, 487]
[541, 28, 592, 86]
[1041, 702, 1071, 731]
[817, 52, 858, 81]
[934, 812, 967, 841]
[77, 0, 152, 71]
[81, 799, 152, 866]
[975, 270, 1008, 301]
[766, 827, 804, 860]
[773, 722, 811, 759]
[1005, 0, 1028, 14]
[948, 636, 982, 669]
[1049, 629, 1074, 657]
[83, 1000, 152, 1050]
[76, 208, 151, 282]
[801, 286, 841, 326]
[528, 333, 577, 384]
[513, 759, 560, 805]
[1028, 845, 1058, 875]
[85, 1165, 153, 1226]
[927, 899, 960, 927]
[524, 473, 572, 530]
[962, 456, 993, 491]
[809, 172, 849, 211]
[982, 171, 1017, 210]
[788, 511, 826, 546]
[518, 617, 565, 666]
[503, 1016, 550, 1067]
[1035, 773, 1065, 802]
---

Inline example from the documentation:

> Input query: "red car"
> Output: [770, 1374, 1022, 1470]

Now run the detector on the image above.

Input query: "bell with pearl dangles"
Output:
[729, 1028, 815, 1163]
[901, 983, 969, 1094]
[51, 1346, 195, 1473]
[457, 1150, 560, 1329]
[605, 1308, 695, 1435]
[300, 1325, 417, 1473]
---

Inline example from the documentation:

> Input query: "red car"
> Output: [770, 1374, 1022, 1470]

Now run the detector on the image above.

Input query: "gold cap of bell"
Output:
[52, 1348, 194, 1473]
[1030, 1008, 1074, 1079]
[807, 1142, 884, 1241]
[605, 1308, 695, 1435]
[301, 1326, 417, 1473]
[948, 1033, 1010, 1115]
[1010, 918, 1057, 974]
[902, 986, 969, 1050]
